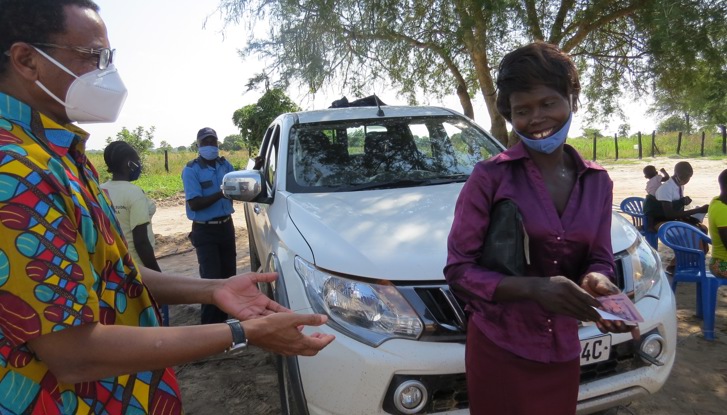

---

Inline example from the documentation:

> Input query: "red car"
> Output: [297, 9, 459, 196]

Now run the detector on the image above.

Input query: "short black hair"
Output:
[0, 0, 100, 75]
[719, 169, 727, 192]
[495, 41, 580, 122]
[674, 161, 693, 178]
[104, 141, 138, 174]
[643, 165, 657, 176]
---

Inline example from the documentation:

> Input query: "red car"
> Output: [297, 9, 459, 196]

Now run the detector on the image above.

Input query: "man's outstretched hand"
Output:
[245, 313, 335, 356]
[213, 272, 290, 320]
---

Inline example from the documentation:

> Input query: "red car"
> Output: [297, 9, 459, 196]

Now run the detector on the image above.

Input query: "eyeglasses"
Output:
[32, 43, 115, 70]
[128, 160, 141, 170]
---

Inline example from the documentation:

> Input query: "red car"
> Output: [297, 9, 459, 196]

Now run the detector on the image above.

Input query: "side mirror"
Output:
[221, 170, 263, 202]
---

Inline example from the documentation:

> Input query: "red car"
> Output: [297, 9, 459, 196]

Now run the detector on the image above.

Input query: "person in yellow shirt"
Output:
[101, 141, 159, 274]
[101, 140, 170, 324]
[708, 169, 727, 277]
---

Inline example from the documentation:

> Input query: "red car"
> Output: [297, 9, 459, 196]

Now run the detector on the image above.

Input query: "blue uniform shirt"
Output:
[182, 156, 235, 221]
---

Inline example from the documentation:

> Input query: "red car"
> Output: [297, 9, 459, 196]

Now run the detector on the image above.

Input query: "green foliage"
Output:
[568, 130, 727, 160]
[657, 115, 687, 133]
[87, 149, 252, 199]
[106, 126, 156, 155]
[220, 134, 245, 151]
[646, 0, 727, 129]
[582, 127, 603, 138]
[617, 123, 630, 137]
[232, 88, 301, 153]
[217, 0, 727, 144]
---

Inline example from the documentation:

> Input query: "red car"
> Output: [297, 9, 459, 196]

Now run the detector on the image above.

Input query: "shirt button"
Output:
[556, 237, 561, 240]
[553, 260, 558, 264]
[547, 319, 552, 323]
[548, 329, 553, 332]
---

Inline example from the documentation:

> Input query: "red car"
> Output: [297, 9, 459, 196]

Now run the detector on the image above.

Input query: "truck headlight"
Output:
[294, 256, 423, 347]
[628, 237, 663, 302]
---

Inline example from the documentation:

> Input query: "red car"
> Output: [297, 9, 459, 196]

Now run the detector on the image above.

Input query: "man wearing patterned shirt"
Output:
[0, 1, 334, 414]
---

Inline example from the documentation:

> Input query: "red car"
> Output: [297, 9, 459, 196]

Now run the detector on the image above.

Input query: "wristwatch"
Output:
[225, 318, 248, 353]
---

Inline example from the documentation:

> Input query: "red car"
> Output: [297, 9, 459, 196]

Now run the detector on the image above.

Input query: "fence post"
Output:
[164, 150, 169, 173]
[722, 125, 726, 155]
[651, 130, 656, 157]
[637, 131, 642, 159]
[614, 133, 619, 161]
[677, 132, 682, 155]
[592, 132, 597, 161]
[701, 130, 706, 157]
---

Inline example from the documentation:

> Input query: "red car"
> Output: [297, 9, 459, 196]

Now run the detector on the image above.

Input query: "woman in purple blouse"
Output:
[444, 42, 631, 414]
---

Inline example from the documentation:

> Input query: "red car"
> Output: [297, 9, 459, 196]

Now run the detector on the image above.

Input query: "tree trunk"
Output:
[456, 82, 474, 119]
[469, 47, 508, 145]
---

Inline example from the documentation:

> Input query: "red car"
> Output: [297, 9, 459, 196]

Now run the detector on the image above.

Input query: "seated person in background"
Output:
[644, 165, 670, 197]
[644, 161, 708, 233]
[707, 169, 727, 278]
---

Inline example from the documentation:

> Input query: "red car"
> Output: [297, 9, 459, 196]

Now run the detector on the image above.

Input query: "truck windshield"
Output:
[286, 115, 502, 193]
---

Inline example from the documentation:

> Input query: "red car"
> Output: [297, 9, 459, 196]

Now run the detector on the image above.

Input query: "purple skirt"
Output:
[466, 319, 580, 415]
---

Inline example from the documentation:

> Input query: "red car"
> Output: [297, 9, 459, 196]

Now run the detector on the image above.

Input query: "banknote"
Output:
[594, 292, 644, 324]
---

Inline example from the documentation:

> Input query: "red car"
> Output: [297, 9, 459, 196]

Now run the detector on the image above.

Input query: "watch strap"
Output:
[225, 318, 247, 352]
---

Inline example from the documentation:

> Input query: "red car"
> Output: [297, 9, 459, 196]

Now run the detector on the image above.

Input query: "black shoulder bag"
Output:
[477, 199, 529, 276]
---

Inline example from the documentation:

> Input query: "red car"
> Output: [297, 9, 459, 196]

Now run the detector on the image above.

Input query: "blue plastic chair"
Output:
[658, 221, 727, 340]
[620, 196, 658, 249]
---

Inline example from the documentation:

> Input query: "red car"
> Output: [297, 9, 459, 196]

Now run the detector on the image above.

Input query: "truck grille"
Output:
[397, 285, 467, 341]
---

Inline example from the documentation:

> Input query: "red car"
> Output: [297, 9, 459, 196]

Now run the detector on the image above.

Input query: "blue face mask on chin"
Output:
[515, 112, 573, 154]
[199, 146, 219, 160]
[128, 163, 142, 182]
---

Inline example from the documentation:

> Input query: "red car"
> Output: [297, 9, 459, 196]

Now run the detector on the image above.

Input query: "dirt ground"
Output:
[154, 157, 727, 415]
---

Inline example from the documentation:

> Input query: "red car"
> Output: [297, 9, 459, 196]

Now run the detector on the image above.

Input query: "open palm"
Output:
[212, 272, 290, 320]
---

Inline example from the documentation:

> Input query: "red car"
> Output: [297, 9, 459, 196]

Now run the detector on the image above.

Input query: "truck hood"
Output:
[287, 186, 639, 281]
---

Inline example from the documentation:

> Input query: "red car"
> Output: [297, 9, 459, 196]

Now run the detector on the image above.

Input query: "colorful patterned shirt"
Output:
[0, 93, 182, 414]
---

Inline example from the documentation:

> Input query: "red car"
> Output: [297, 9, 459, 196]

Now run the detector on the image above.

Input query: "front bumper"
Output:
[576, 272, 677, 414]
[295, 273, 675, 415]
[298, 331, 468, 415]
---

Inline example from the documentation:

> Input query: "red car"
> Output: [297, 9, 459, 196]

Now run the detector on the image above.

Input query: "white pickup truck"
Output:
[221, 104, 676, 415]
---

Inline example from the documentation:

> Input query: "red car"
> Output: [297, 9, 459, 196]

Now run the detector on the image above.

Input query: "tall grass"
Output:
[569, 131, 727, 161]
[87, 149, 252, 200]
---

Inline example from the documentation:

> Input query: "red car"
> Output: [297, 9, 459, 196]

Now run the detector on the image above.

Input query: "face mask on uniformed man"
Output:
[33, 47, 128, 124]
[199, 146, 219, 160]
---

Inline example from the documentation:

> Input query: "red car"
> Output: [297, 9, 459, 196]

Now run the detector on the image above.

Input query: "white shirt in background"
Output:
[645, 175, 664, 196]
[100, 180, 157, 267]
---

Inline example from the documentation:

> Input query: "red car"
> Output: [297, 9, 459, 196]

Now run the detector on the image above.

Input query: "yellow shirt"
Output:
[100, 180, 157, 267]
[708, 196, 727, 261]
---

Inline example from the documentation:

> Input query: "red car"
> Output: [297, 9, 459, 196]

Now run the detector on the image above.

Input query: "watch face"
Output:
[227, 342, 247, 354]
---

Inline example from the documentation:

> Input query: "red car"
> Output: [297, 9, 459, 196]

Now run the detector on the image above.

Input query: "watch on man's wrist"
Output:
[225, 318, 247, 353]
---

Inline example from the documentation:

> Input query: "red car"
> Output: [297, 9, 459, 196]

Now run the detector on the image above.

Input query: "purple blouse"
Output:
[444, 142, 614, 363]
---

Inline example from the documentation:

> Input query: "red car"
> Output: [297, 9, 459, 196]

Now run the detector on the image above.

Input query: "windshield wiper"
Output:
[429, 173, 469, 181]
[340, 179, 433, 191]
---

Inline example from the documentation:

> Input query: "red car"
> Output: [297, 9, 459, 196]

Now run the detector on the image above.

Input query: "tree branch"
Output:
[562, 1, 653, 52]
[548, 0, 576, 44]
[523, 0, 545, 40]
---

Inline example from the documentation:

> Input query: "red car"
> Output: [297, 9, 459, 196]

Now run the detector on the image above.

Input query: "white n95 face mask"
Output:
[33, 46, 128, 124]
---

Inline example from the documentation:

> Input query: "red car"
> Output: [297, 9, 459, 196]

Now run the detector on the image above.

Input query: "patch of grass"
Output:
[87, 149, 252, 200]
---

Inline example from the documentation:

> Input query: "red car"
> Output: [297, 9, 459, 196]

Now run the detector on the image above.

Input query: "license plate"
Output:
[580, 335, 611, 365]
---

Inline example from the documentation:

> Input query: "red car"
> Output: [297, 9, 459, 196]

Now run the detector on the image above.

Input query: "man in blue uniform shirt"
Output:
[182, 127, 237, 324]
